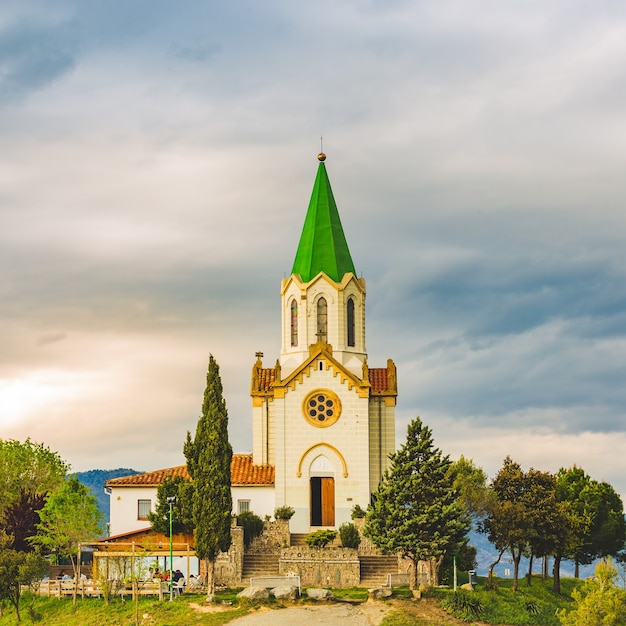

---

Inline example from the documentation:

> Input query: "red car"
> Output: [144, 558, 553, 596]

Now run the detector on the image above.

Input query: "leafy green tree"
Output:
[184, 355, 233, 600]
[448, 455, 490, 518]
[522, 468, 564, 586]
[555, 466, 626, 586]
[0, 531, 49, 623]
[0, 439, 68, 534]
[576, 481, 626, 574]
[364, 417, 470, 589]
[481, 458, 561, 592]
[30, 476, 102, 581]
[558, 559, 626, 626]
[0, 490, 46, 552]
[148, 475, 194, 535]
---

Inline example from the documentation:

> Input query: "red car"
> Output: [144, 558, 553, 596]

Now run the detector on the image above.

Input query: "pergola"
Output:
[82, 529, 196, 581]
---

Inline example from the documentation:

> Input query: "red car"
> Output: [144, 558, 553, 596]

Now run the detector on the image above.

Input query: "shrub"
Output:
[274, 505, 295, 520]
[351, 504, 366, 519]
[525, 600, 540, 616]
[443, 590, 484, 620]
[304, 529, 337, 548]
[339, 522, 361, 548]
[236, 511, 265, 549]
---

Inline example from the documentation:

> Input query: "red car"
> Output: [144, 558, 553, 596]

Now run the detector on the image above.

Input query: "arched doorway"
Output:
[309, 455, 335, 526]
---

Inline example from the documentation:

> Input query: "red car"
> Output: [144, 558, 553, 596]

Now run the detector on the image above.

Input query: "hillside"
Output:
[75, 468, 141, 528]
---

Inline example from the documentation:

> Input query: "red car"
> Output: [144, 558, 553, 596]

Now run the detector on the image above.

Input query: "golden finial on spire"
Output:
[318, 134, 326, 161]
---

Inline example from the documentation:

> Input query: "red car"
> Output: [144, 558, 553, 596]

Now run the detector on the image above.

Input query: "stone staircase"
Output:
[359, 555, 399, 587]
[242, 554, 280, 581]
[289, 533, 309, 547]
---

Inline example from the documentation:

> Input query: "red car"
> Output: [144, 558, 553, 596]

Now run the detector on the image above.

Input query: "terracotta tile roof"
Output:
[256, 367, 275, 392]
[106, 466, 188, 487]
[369, 367, 389, 392]
[231, 454, 274, 485]
[105, 454, 274, 488]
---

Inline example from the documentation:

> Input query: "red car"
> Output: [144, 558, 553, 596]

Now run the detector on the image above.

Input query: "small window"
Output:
[137, 499, 151, 520]
[347, 297, 355, 347]
[238, 500, 250, 514]
[290, 299, 298, 346]
[316, 297, 327, 342]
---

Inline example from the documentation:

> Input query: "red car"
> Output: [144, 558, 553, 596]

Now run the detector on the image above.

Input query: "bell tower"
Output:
[280, 152, 367, 378]
[250, 152, 397, 533]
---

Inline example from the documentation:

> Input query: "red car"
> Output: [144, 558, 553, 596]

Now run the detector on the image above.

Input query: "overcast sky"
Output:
[2, 1, 625, 503]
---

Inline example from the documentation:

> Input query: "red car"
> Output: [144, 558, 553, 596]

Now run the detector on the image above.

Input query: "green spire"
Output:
[291, 157, 356, 283]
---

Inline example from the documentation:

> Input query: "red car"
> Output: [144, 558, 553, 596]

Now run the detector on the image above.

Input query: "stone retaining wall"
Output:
[247, 519, 290, 554]
[279, 546, 360, 587]
[211, 525, 244, 586]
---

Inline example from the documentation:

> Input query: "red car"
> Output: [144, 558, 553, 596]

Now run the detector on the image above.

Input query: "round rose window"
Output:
[302, 390, 341, 427]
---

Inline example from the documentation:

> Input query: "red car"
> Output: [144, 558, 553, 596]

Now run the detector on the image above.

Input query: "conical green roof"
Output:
[291, 159, 356, 283]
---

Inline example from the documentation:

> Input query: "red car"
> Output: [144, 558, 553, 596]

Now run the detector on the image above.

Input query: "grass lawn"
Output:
[0, 577, 583, 626]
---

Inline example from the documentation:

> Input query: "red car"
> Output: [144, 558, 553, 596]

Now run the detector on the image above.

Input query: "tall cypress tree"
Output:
[364, 417, 470, 589]
[184, 355, 233, 600]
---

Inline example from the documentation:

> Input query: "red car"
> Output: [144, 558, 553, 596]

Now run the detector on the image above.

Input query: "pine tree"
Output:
[364, 417, 470, 589]
[184, 355, 233, 600]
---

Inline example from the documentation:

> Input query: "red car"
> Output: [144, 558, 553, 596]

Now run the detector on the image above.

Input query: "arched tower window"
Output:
[316, 297, 327, 343]
[347, 297, 355, 347]
[290, 299, 298, 347]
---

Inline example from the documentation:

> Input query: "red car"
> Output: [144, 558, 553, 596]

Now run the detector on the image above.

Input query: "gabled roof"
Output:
[251, 359, 396, 396]
[105, 454, 274, 487]
[291, 155, 356, 283]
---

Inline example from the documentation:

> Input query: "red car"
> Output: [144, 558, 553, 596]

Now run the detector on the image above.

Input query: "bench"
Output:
[249, 575, 301, 595]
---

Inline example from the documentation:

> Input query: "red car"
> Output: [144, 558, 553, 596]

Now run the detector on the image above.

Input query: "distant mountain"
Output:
[76, 468, 142, 526]
[468, 526, 596, 580]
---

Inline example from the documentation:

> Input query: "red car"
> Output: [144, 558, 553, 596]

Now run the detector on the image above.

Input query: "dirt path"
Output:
[227, 601, 391, 626]
[221, 597, 489, 626]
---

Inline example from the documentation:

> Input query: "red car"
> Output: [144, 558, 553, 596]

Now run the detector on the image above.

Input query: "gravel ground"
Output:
[228, 601, 391, 626]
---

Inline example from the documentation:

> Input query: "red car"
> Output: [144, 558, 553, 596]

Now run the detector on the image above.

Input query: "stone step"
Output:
[359, 556, 399, 587]
[290, 533, 308, 546]
[242, 554, 280, 578]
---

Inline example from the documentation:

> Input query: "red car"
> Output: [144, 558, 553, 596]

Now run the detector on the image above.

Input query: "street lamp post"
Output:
[166, 496, 176, 601]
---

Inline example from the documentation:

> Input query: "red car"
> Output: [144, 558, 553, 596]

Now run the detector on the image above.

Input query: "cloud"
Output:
[0, 17, 78, 105]
[0, 1, 625, 506]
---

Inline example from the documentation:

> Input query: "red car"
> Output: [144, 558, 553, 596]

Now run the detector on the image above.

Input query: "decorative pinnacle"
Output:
[318, 152, 326, 161]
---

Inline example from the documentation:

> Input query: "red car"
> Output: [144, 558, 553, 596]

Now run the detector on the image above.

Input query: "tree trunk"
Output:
[10, 592, 21, 623]
[511, 548, 521, 592]
[574, 559, 580, 578]
[206, 558, 215, 601]
[542, 555, 548, 581]
[487, 548, 505, 589]
[553, 554, 562, 594]
[527, 553, 534, 586]
[431, 555, 443, 587]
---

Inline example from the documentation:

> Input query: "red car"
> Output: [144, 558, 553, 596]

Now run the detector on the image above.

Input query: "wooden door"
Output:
[321, 477, 335, 526]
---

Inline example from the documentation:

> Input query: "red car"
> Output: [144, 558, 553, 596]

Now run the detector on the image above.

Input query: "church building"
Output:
[106, 153, 397, 538]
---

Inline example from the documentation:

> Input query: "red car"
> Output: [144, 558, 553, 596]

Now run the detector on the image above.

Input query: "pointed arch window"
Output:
[347, 297, 355, 347]
[290, 299, 298, 347]
[316, 297, 327, 343]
